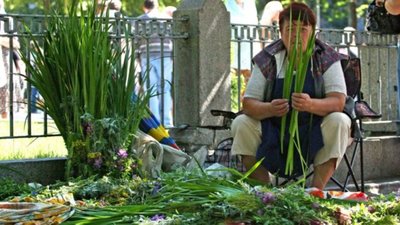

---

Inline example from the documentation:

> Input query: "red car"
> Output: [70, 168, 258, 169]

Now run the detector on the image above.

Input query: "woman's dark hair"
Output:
[278, 2, 316, 30]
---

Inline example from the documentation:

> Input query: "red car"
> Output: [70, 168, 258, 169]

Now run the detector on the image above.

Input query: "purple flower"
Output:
[83, 122, 93, 135]
[151, 182, 162, 196]
[261, 192, 276, 204]
[150, 214, 165, 221]
[117, 149, 128, 159]
[94, 158, 103, 169]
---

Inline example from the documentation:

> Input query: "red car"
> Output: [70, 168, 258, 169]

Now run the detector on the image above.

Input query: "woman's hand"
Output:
[291, 92, 346, 116]
[291, 92, 312, 112]
[242, 97, 289, 120]
[270, 99, 290, 117]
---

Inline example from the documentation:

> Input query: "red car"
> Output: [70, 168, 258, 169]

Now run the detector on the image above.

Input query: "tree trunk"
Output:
[348, 0, 357, 28]
[43, 0, 50, 13]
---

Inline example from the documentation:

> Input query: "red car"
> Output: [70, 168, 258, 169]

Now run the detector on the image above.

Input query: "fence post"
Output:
[173, 0, 231, 127]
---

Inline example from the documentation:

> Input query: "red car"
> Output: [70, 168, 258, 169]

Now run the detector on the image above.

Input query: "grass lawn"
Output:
[0, 119, 67, 160]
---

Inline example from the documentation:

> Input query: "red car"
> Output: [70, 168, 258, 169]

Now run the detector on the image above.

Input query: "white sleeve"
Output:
[323, 61, 347, 95]
[243, 64, 267, 101]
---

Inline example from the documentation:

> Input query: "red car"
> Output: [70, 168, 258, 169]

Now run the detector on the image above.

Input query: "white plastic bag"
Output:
[133, 130, 164, 178]
[133, 130, 206, 178]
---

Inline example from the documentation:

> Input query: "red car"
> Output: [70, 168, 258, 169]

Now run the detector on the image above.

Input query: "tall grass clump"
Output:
[20, 0, 151, 179]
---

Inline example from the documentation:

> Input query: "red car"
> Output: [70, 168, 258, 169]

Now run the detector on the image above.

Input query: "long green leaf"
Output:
[281, 12, 317, 176]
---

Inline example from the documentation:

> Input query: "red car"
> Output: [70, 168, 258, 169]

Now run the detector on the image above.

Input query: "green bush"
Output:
[0, 178, 30, 200]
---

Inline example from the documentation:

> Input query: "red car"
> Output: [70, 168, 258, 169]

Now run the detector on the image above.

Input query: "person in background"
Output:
[28, 41, 42, 114]
[376, 0, 400, 14]
[137, 0, 174, 128]
[96, 0, 122, 17]
[0, 0, 8, 119]
[0, 0, 20, 119]
[163, 6, 176, 18]
[259, 1, 283, 47]
[230, 2, 351, 190]
[12, 50, 26, 112]
[225, 0, 260, 93]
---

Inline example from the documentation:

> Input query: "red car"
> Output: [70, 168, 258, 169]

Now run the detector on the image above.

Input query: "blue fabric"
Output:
[30, 85, 39, 113]
[256, 62, 324, 178]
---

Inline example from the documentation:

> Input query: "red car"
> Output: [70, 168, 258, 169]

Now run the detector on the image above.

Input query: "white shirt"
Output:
[244, 50, 347, 101]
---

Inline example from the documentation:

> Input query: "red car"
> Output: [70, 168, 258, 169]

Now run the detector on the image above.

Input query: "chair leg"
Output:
[360, 138, 365, 192]
[327, 139, 363, 192]
[330, 176, 350, 192]
[359, 119, 365, 193]
[342, 144, 361, 191]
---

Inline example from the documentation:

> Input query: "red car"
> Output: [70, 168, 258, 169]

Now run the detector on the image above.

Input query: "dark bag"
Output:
[365, 0, 400, 34]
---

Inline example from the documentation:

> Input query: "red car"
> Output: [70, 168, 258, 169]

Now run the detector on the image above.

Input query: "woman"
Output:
[230, 2, 351, 190]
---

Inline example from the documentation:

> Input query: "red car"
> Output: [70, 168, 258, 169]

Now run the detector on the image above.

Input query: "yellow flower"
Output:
[87, 152, 102, 159]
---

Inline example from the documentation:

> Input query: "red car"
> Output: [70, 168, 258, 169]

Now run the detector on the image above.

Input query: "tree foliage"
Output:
[4, 0, 182, 17]
[4, 0, 370, 28]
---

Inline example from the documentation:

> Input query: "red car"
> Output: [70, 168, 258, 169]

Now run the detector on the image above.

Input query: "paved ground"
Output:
[325, 177, 400, 196]
[363, 177, 400, 196]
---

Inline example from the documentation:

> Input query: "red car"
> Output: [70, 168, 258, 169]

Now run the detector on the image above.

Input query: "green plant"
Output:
[280, 15, 316, 177]
[22, 168, 400, 225]
[230, 70, 245, 112]
[20, 0, 151, 179]
[0, 178, 30, 200]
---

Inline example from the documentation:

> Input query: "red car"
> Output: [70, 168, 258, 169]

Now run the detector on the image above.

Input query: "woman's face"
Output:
[280, 20, 313, 54]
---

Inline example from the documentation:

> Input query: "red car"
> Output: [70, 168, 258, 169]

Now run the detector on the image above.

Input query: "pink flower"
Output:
[117, 149, 128, 158]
